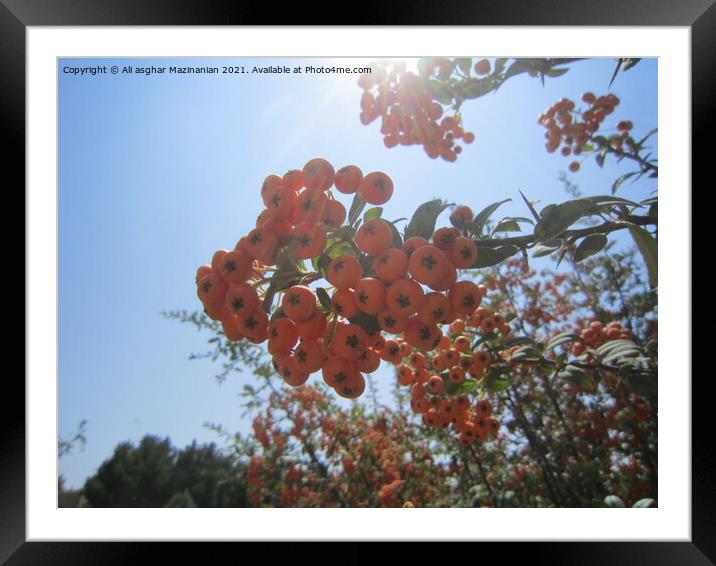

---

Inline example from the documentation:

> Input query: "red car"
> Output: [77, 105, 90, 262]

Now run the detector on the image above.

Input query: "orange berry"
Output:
[296, 310, 328, 340]
[427, 375, 445, 394]
[268, 317, 299, 355]
[354, 277, 387, 315]
[408, 244, 450, 287]
[417, 291, 451, 325]
[356, 347, 381, 373]
[261, 174, 283, 204]
[432, 227, 460, 251]
[295, 188, 329, 223]
[244, 227, 279, 262]
[197, 272, 228, 308]
[293, 339, 326, 373]
[221, 314, 244, 341]
[237, 308, 269, 342]
[282, 285, 317, 323]
[476, 399, 493, 417]
[211, 249, 229, 273]
[195, 264, 212, 284]
[335, 371, 366, 399]
[449, 280, 483, 315]
[323, 199, 347, 228]
[332, 323, 368, 360]
[334, 165, 363, 194]
[378, 310, 409, 334]
[380, 338, 404, 364]
[449, 205, 473, 227]
[397, 364, 415, 386]
[282, 169, 304, 191]
[355, 219, 393, 255]
[218, 250, 253, 283]
[358, 171, 394, 205]
[474, 58, 491, 75]
[224, 282, 260, 316]
[204, 301, 228, 322]
[322, 357, 358, 388]
[302, 158, 335, 191]
[409, 351, 426, 368]
[374, 248, 409, 282]
[480, 316, 496, 333]
[386, 278, 426, 318]
[331, 288, 360, 319]
[265, 185, 297, 220]
[326, 255, 362, 290]
[446, 237, 477, 269]
[277, 354, 310, 387]
[292, 223, 327, 259]
[403, 318, 443, 350]
[402, 236, 428, 257]
[454, 335, 471, 352]
[473, 350, 492, 367]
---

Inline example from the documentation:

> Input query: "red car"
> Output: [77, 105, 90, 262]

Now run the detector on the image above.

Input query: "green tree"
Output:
[83, 435, 248, 508]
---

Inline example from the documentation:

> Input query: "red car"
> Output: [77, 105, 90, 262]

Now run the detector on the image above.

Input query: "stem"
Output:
[469, 446, 498, 508]
[473, 216, 656, 249]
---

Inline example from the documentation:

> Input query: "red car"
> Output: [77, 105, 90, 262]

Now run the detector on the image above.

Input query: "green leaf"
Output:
[269, 307, 287, 321]
[316, 287, 333, 311]
[596, 339, 636, 356]
[363, 207, 383, 222]
[428, 80, 454, 104]
[492, 58, 508, 74]
[472, 245, 520, 268]
[622, 58, 642, 71]
[454, 57, 472, 75]
[604, 495, 625, 508]
[348, 312, 380, 333]
[608, 59, 624, 88]
[473, 199, 511, 237]
[628, 225, 658, 288]
[531, 240, 562, 258]
[533, 199, 599, 243]
[461, 79, 494, 99]
[574, 233, 608, 262]
[348, 193, 367, 226]
[502, 59, 534, 81]
[632, 498, 655, 508]
[519, 190, 541, 223]
[492, 219, 521, 233]
[546, 332, 582, 352]
[626, 372, 657, 399]
[612, 171, 638, 194]
[484, 372, 510, 393]
[404, 199, 450, 240]
[502, 336, 536, 348]
[584, 195, 640, 207]
[545, 67, 569, 77]
[387, 220, 404, 249]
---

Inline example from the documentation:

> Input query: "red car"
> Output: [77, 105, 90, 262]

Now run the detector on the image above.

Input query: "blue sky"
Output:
[58, 57, 657, 488]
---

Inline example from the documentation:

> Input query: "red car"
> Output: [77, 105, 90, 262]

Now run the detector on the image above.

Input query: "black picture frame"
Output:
[6, 0, 707, 562]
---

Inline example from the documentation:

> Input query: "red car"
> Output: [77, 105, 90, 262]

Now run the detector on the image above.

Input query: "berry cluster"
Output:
[357, 60, 475, 162]
[195, 159, 393, 391]
[196, 159, 519, 444]
[571, 320, 635, 356]
[397, 302, 512, 445]
[538, 92, 629, 172]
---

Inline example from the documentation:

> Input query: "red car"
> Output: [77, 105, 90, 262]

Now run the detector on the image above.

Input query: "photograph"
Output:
[56, 55, 659, 510]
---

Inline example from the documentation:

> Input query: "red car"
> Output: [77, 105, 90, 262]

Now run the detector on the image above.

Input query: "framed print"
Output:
[6, 0, 709, 562]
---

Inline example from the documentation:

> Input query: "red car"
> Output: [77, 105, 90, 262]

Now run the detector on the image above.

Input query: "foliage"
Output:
[82, 436, 249, 508]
